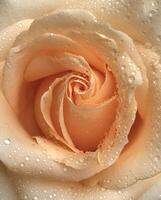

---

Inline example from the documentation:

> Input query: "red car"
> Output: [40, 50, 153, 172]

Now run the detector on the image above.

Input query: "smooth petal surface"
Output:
[139, 174, 161, 200]
[0, 163, 18, 200]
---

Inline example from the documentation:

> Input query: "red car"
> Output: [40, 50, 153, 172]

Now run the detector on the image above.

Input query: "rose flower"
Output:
[0, 0, 161, 199]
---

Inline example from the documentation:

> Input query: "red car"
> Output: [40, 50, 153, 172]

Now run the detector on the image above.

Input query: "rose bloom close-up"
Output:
[1, 0, 161, 200]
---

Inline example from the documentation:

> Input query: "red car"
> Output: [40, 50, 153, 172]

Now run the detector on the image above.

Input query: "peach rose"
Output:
[0, 0, 161, 199]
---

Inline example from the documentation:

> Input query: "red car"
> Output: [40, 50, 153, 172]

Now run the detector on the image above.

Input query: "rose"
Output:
[0, 0, 161, 199]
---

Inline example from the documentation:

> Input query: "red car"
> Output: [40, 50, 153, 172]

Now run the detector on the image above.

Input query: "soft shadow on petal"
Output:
[0, 19, 32, 61]
[139, 174, 161, 200]
[0, 162, 18, 200]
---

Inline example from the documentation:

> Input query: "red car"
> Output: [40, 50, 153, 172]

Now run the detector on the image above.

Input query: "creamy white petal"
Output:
[8, 171, 161, 200]
[0, 19, 32, 61]
[139, 174, 161, 200]
[0, 163, 18, 200]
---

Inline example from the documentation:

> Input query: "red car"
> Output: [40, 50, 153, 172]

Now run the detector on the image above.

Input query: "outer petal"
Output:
[0, 19, 32, 61]
[0, 0, 66, 30]
[0, 163, 18, 200]
[139, 175, 161, 200]
[1, 0, 161, 46]
[0, 91, 105, 182]
[7, 171, 161, 200]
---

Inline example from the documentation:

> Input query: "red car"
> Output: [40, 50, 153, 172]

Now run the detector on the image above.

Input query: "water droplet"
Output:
[101, 187, 106, 191]
[49, 194, 53, 199]
[18, 23, 23, 28]
[154, 155, 160, 162]
[50, 33, 54, 37]
[49, 167, 52, 171]
[149, 9, 157, 18]
[131, 71, 136, 76]
[20, 163, 24, 167]
[34, 196, 38, 200]
[79, 158, 84, 163]
[128, 76, 135, 84]
[25, 156, 29, 161]
[63, 167, 67, 172]
[100, 7, 106, 13]
[121, 55, 126, 59]
[152, 80, 156, 85]
[24, 195, 28, 199]
[1, 37, 6, 41]
[121, 65, 125, 71]
[36, 158, 40, 162]
[4, 139, 11, 145]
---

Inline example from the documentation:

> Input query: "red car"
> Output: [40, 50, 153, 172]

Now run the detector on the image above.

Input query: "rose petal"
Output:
[2, 33, 102, 113]
[139, 174, 161, 200]
[0, 91, 105, 181]
[63, 92, 117, 151]
[24, 53, 91, 81]
[86, 47, 161, 189]
[7, 170, 161, 200]
[0, 0, 67, 30]
[0, 19, 32, 61]
[0, 163, 18, 200]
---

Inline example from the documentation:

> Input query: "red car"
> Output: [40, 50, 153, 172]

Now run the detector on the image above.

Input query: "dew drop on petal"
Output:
[100, 7, 106, 13]
[34, 196, 38, 200]
[128, 76, 135, 84]
[36, 158, 40, 162]
[24, 195, 28, 199]
[50, 33, 54, 37]
[18, 23, 23, 28]
[20, 163, 25, 168]
[154, 155, 160, 162]
[121, 65, 125, 71]
[100, 187, 106, 192]
[25, 156, 29, 161]
[4, 138, 11, 145]
[152, 80, 157, 85]
[63, 167, 67, 172]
